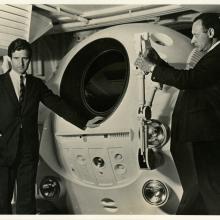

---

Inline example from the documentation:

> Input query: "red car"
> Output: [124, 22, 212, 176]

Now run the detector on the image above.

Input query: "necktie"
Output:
[19, 74, 25, 104]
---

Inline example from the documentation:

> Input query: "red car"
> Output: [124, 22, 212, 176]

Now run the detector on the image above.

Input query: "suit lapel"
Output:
[3, 71, 19, 106]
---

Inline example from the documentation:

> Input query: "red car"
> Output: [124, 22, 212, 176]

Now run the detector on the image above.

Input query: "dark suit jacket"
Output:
[151, 44, 220, 143]
[0, 71, 87, 166]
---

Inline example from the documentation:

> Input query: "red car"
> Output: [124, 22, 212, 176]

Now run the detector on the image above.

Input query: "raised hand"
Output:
[135, 53, 154, 73]
[143, 47, 161, 64]
[86, 116, 104, 128]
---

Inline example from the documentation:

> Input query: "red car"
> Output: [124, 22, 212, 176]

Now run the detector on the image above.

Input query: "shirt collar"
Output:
[9, 69, 26, 78]
[207, 41, 220, 53]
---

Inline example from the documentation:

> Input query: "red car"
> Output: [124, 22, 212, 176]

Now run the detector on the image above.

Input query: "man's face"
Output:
[11, 49, 30, 74]
[191, 19, 212, 52]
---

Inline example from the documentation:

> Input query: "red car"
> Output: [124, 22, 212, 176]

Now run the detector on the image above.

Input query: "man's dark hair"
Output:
[8, 38, 32, 58]
[193, 13, 220, 39]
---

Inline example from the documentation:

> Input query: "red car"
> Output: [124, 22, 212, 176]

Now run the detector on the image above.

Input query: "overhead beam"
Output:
[34, 4, 88, 23]
[51, 4, 84, 15]
[82, 4, 166, 18]
[48, 5, 191, 34]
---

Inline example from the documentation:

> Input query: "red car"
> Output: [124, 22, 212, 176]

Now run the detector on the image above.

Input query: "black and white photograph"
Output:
[0, 2, 220, 218]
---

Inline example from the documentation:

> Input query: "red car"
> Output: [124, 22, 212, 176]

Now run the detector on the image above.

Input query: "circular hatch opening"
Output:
[60, 38, 129, 120]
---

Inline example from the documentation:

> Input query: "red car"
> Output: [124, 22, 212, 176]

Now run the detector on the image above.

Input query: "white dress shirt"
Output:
[9, 70, 26, 100]
[207, 40, 220, 53]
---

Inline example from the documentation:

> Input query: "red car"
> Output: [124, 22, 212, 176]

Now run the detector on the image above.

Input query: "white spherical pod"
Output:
[39, 23, 193, 214]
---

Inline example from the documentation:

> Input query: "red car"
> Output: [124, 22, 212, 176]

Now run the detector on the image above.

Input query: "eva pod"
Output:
[39, 23, 194, 214]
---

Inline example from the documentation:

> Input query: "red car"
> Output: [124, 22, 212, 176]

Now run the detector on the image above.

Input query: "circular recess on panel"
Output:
[93, 157, 105, 168]
[114, 164, 127, 175]
[151, 33, 173, 47]
[39, 176, 61, 200]
[142, 180, 169, 207]
[60, 38, 130, 121]
[147, 119, 169, 149]
[76, 155, 87, 165]
[114, 153, 123, 161]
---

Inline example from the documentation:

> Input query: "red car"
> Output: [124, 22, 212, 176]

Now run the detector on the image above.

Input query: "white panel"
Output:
[0, 5, 30, 17]
[108, 147, 129, 183]
[29, 11, 53, 43]
[0, 4, 32, 56]
[0, 33, 21, 43]
[0, 18, 26, 30]
[0, 25, 27, 37]
[68, 148, 97, 184]
[89, 148, 115, 186]
[0, 11, 28, 24]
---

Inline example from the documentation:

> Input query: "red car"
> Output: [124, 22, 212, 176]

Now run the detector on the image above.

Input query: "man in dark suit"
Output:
[0, 38, 103, 214]
[135, 13, 220, 214]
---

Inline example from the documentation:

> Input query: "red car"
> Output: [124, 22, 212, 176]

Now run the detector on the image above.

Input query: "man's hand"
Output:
[149, 80, 163, 90]
[143, 47, 161, 64]
[135, 55, 154, 73]
[86, 116, 104, 128]
[134, 47, 162, 73]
